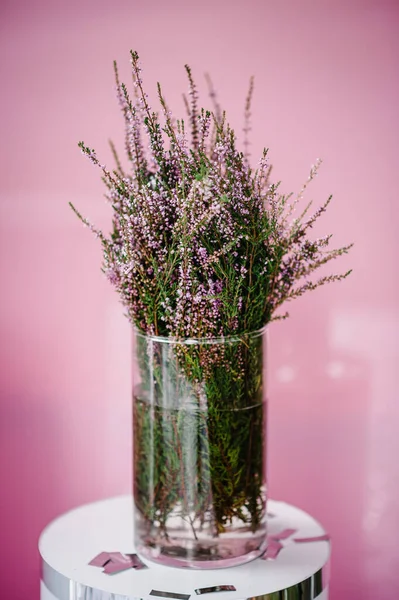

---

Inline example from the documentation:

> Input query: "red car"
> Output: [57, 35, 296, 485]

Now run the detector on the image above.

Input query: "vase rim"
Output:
[132, 325, 268, 345]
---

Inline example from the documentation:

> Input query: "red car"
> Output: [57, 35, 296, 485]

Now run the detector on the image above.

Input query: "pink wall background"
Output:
[1, 0, 398, 598]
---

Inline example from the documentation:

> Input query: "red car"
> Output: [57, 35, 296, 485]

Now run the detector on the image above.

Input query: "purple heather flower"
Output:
[73, 52, 351, 337]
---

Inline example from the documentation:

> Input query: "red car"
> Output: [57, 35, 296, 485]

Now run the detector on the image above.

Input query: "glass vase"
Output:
[132, 328, 267, 569]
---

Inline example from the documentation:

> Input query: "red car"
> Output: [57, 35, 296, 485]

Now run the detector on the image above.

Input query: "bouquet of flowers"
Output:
[71, 51, 351, 564]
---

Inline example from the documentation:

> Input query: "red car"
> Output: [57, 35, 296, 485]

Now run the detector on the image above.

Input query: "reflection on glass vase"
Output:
[132, 328, 267, 569]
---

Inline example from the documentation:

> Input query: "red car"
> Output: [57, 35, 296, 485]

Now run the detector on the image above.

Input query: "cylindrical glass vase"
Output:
[132, 328, 267, 569]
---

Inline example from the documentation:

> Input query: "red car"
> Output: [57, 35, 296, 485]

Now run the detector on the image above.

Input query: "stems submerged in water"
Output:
[133, 333, 266, 558]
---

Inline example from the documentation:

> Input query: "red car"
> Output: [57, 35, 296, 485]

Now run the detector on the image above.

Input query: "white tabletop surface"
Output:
[39, 496, 330, 600]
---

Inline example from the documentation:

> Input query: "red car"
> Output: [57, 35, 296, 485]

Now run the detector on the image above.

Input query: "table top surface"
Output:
[39, 496, 330, 600]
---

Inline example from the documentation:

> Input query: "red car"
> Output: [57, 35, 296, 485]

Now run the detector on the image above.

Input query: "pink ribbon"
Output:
[262, 529, 330, 560]
[262, 528, 298, 560]
[89, 551, 147, 573]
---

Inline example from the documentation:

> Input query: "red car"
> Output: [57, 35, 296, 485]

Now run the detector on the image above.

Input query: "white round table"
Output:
[39, 496, 330, 600]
